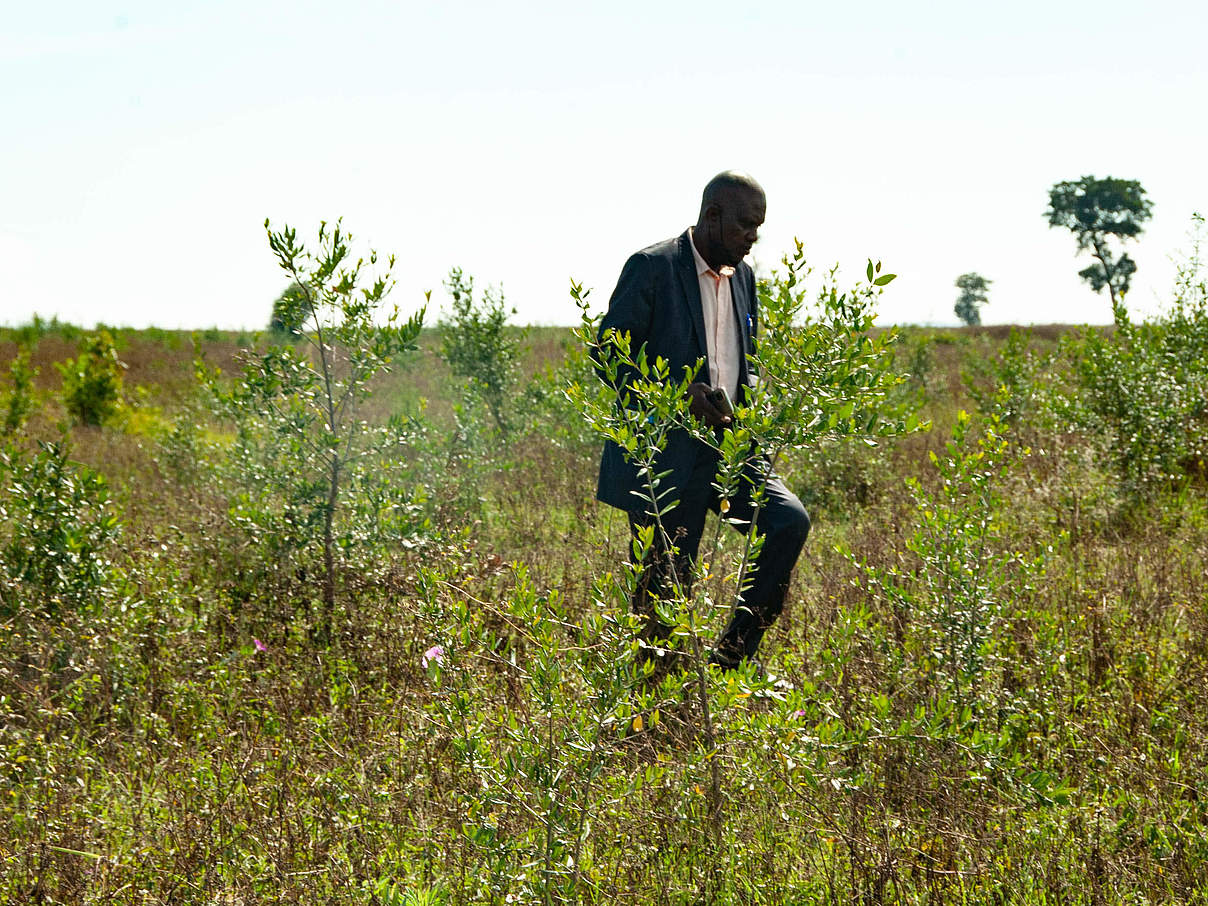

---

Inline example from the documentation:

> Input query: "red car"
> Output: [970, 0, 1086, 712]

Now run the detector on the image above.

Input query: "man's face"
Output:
[714, 189, 766, 268]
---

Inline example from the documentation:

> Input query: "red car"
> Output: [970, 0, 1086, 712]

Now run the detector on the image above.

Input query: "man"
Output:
[595, 171, 810, 670]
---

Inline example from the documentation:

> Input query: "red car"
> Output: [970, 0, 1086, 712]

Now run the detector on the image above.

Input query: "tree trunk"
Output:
[1092, 237, 1118, 310]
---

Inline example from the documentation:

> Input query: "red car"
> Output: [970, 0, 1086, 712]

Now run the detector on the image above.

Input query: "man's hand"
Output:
[686, 383, 732, 428]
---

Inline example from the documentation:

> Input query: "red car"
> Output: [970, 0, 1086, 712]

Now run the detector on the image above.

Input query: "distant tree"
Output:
[268, 281, 307, 336]
[954, 272, 991, 326]
[1046, 176, 1153, 312]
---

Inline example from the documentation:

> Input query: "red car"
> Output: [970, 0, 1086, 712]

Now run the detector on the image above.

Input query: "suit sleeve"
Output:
[594, 252, 654, 388]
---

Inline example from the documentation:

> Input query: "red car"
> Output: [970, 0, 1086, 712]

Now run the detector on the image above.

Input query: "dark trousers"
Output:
[628, 447, 810, 666]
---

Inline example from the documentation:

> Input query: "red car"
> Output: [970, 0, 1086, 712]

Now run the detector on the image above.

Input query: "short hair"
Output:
[700, 171, 764, 215]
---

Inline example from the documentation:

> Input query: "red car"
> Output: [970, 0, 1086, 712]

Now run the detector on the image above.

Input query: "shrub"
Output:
[418, 563, 645, 902]
[1059, 315, 1207, 499]
[439, 267, 521, 433]
[0, 439, 121, 616]
[1, 346, 37, 436]
[523, 336, 608, 459]
[268, 281, 308, 336]
[8, 315, 83, 345]
[56, 330, 126, 426]
[857, 406, 1040, 709]
[964, 327, 1054, 427]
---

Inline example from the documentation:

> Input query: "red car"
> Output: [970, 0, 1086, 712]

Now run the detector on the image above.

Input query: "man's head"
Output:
[694, 171, 766, 270]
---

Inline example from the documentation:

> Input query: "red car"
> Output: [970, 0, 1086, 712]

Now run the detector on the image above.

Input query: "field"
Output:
[2, 269, 1208, 905]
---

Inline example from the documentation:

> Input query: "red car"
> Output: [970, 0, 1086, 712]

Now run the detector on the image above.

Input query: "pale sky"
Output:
[3, 1, 1206, 329]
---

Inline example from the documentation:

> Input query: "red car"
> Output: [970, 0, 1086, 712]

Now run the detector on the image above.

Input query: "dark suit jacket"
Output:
[595, 229, 759, 512]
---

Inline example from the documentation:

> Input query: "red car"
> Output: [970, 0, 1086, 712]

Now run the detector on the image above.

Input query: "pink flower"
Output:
[422, 645, 444, 668]
[253, 638, 267, 653]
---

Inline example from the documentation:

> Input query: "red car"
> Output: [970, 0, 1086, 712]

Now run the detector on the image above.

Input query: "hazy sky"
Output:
[3, 1, 1206, 329]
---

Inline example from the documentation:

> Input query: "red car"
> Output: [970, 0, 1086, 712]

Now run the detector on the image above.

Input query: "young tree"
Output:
[1046, 175, 1153, 311]
[210, 220, 424, 635]
[953, 272, 991, 326]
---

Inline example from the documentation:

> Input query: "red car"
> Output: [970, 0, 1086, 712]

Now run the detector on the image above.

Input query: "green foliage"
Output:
[796, 327, 936, 516]
[205, 219, 426, 629]
[565, 246, 926, 882]
[789, 436, 885, 516]
[439, 267, 521, 433]
[897, 329, 936, 402]
[574, 243, 923, 620]
[1, 345, 37, 436]
[1166, 211, 1208, 353]
[740, 249, 921, 464]
[268, 281, 308, 336]
[419, 564, 646, 902]
[861, 406, 1040, 708]
[55, 329, 126, 426]
[726, 250, 926, 519]
[953, 271, 991, 326]
[1045, 215, 1207, 500]
[6, 314, 84, 345]
[521, 338, 599, 456]
[0, 439, 121, 615]
[12, 237, 1208, 902]
[1047, 175, 1153, 306]
[964, 327, 1054, 427]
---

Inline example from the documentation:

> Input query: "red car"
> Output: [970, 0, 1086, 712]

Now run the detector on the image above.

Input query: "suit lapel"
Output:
[731, 267, 751, 394]
[676, 231, 708, 363]
[731, 269, 751, 351]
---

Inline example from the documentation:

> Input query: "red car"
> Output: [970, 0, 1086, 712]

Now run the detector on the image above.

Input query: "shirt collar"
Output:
[688, 227, 735, 279]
